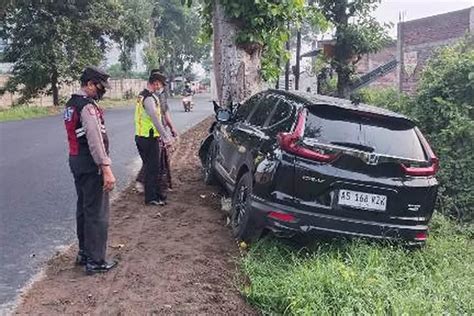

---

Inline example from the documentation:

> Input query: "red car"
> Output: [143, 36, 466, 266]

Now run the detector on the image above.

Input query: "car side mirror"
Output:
[213, 100, 233, 123]
[216, 108, 232, 123]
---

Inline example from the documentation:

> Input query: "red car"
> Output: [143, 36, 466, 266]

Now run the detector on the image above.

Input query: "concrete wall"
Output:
[0, 76, 147, 108]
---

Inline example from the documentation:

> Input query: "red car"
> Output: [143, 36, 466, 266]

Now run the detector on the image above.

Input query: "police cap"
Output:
[80, 66, 111, 89]
[149, 69, 167, 86]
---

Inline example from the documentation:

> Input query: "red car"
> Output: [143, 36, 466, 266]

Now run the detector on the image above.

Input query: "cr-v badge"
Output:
[302, 176, 325, 183]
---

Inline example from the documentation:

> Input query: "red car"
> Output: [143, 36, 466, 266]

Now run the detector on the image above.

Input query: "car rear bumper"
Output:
[250, 196, 429, 244]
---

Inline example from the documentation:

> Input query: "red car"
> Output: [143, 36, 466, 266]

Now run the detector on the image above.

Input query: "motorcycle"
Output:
[182, 96, 192, 112]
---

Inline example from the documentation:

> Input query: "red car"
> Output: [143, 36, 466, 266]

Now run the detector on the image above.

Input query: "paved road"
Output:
[0, 94, 213, 312]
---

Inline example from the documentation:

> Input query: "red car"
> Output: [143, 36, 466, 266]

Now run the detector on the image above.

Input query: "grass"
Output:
[240, 213, 474, 315]
[0, 98, 132, 122]
[0, 106, 60, 122]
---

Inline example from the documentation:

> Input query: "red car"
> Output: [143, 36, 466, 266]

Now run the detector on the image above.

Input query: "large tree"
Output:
[0, 1, 146, 106]
[143, 0, 209, 85]
[111, 0, 153, 73]
[317, 0, 391, 98]
[196, 0, 308, 106]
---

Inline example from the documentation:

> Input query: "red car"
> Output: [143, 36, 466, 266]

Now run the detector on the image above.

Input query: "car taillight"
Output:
[268, 211, 296, 223]
[415, 231, 428, 241]
[277, 109, 338, 163]
[401, 128, 439, 176]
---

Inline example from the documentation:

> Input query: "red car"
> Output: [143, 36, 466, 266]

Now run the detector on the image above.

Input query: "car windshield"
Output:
[304, 105, 426, 160]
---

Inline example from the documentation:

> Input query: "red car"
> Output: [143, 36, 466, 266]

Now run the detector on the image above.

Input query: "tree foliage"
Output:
[412, 36, 474, 222]
[143, 0, 209, 82]
[0, 0, 147, 106]
[110, 0, 152, 73]
[317, 0, 391, 98]
[198, 0, 319, 81]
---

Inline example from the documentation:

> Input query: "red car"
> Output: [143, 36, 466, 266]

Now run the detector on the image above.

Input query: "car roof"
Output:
[266, 89, 414, 123]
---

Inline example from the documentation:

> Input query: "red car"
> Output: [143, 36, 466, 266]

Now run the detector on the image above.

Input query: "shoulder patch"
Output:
[64, 107, 74, 121]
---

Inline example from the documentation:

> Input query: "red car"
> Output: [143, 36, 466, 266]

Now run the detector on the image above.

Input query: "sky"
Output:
[374, 0, 473, 37]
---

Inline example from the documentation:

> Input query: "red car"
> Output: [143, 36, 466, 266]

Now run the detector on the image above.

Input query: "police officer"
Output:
[134, 86, 178, 193]
[135, 70, 174, 205]
[64, 66, 117, 274]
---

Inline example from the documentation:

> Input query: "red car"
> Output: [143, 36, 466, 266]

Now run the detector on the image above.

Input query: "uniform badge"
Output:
[64, 107, 74, 121]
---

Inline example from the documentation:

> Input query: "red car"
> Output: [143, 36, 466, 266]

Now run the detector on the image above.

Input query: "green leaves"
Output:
[1, 0, 139, 105]
[359, 36, 474, 222]
[413, 35, 474, 222]
[317, 0, 390, 97]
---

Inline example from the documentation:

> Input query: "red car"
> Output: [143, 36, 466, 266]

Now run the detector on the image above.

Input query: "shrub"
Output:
[357, 87, 410, 114]
[411, 35, 474, 222]
[358, 36, 474, 222]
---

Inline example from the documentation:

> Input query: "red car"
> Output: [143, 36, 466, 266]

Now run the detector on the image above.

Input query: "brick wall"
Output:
[356, 43, 398, 89]
[353, 7, 472, 93]
[399, 7, 472, 93]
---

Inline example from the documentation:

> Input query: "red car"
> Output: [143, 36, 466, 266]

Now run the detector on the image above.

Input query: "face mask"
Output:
[157, 87, 164, 94]
[94, 84, 106, 100]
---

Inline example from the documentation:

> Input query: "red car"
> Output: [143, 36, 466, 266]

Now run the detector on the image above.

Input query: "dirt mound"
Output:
[16, 117, 257, 315]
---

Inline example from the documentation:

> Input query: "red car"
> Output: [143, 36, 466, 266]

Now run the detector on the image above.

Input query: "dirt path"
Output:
[15, 118, 257, 315]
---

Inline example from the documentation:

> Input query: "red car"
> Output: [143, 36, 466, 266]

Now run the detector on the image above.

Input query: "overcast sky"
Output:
[374, 0, 473, 37]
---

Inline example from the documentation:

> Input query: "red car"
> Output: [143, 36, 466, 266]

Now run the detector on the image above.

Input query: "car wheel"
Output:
[231, 173, 258, 242]
[203, 140, 216, 185]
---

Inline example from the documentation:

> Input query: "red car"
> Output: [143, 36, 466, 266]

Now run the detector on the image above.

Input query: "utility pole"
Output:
[295, 29, 301, 90]
[285, 22, 290, 90]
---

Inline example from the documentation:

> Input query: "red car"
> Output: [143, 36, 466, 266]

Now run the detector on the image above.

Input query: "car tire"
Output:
[203, 140, 217, 185]
[231, 172, 259, 243]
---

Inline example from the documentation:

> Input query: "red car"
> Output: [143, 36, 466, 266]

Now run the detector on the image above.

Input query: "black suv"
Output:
[199, 90, 439, 245]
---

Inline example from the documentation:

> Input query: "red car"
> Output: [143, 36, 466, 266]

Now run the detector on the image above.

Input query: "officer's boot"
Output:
[85, 258, 118, 275]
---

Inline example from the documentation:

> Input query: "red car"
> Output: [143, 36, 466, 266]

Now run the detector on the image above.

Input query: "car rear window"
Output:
[304, 106, 426, 160]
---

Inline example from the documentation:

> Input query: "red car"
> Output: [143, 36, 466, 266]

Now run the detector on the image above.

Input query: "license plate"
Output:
[338, 190, 387, 211]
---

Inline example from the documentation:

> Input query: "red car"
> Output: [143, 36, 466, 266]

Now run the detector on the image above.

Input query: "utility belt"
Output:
[136, 128, 161, 139]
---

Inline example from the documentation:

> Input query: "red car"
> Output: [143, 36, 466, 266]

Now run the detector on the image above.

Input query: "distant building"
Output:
[316, 6, 473, 94]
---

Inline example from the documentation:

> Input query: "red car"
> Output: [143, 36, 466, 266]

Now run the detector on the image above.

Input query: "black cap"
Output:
[80, 66, 111, 89]
[149, 69, 167, 86]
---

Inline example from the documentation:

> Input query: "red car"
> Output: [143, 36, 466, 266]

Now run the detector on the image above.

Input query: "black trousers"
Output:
[73, 171, 109, 263]
[135, 136, 164, 203]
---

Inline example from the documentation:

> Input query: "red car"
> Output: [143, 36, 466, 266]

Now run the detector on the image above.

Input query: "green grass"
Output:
[0, 106, 59, 122]
[240, 214, 474, 315]
[0, 99, 133, 122]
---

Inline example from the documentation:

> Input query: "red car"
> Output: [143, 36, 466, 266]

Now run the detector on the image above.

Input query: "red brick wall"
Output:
[399, 8, 471, 93]
[402, 9, 470, 46]
[353, 7, 472, 94]
[356, 43, 398, 89]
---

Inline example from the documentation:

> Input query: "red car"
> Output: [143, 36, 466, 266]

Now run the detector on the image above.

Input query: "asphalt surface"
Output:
[0, 94, 213, 313]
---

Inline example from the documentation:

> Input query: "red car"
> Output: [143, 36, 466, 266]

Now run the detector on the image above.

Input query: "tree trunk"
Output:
[284, 33, 290, 90]
[275, 58, 280, 89]
[51, 69, 59, 106]
[295, 29, 301, 91]
[334, 1, 351, 99]
[336, 67, 351, 98]
[212, 0, 262, 107]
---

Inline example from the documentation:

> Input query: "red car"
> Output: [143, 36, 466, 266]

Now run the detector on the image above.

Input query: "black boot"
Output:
[85, 259, 118, 275]
[75, 250, 88, 266]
